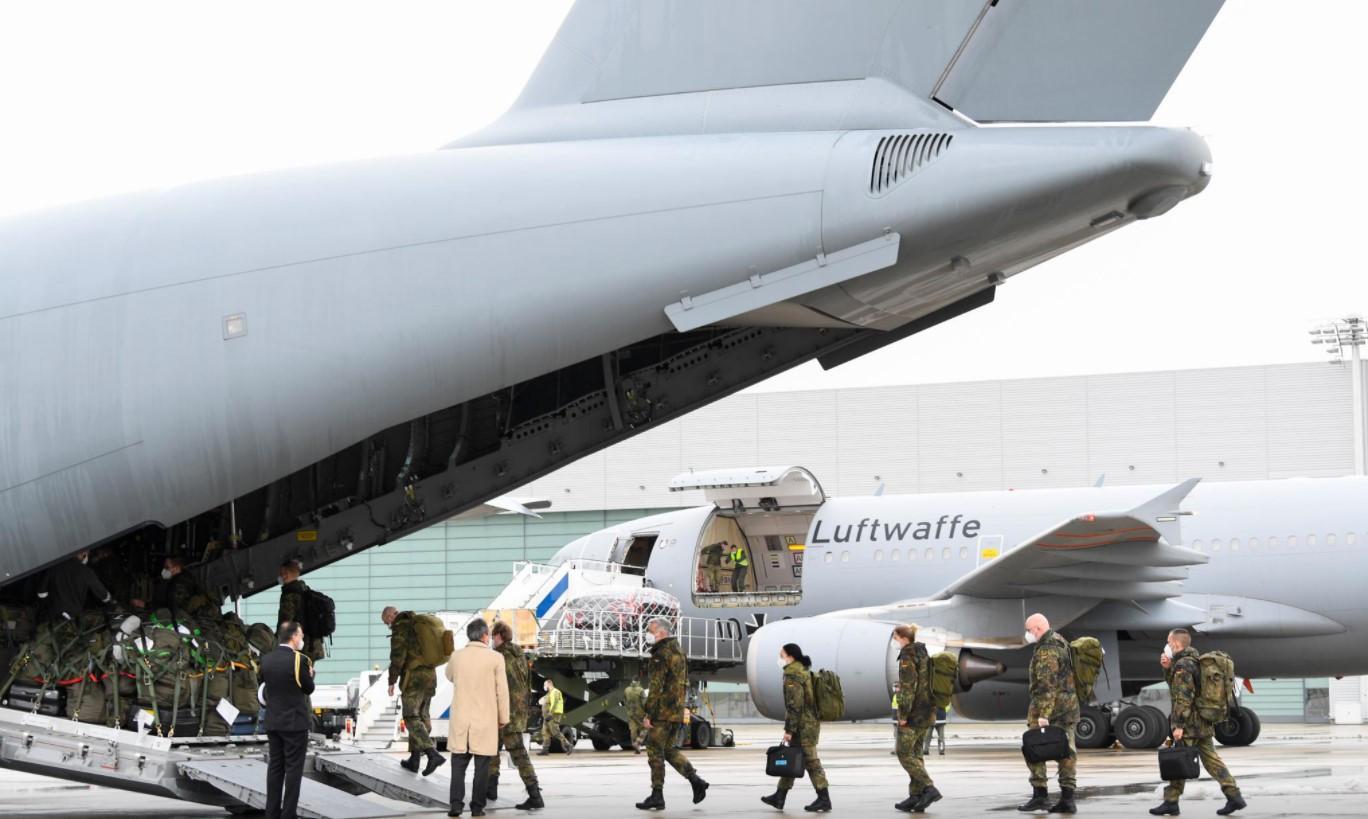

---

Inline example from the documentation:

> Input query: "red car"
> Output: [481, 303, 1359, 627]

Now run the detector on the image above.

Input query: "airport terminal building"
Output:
[243, 359, 1368, 722]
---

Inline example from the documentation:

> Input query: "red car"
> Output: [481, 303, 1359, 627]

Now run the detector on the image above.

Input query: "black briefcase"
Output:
[1021, 726, 1071, 764]
[1158, 743, 1201, 780]
[766, 743, 806, 778]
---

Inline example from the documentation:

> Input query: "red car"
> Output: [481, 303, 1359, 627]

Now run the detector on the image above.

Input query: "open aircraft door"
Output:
[669, 466, 825, 607]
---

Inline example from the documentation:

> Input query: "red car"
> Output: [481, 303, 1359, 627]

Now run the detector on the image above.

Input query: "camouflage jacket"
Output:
[896, 642, 935, 728]
[624, 681, 645, 720]
[1027, 630, 1079, 724]
[154, 571, 213, 618]
[644, 636, 688, 722]
[781, 661, 820, 739]
[387, 611, 421, 686]
[278, 580, 325, 661]
[1166, 646, 1206, 737]
[497, 640, 531, 731]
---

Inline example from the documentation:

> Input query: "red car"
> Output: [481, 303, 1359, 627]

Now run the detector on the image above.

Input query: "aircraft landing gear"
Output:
[1215, 706, 1261, 747]
[1115, 705, 1167, 749]
[1076, 705, 1115, 749]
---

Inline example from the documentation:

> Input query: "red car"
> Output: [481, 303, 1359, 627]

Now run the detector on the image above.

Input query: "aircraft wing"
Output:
[932, 479, 1206, 602]
[460, 0, 1224, 146]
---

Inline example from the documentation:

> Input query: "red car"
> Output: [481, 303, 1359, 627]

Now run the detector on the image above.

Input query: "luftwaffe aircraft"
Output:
[0, 0, 1223, 601]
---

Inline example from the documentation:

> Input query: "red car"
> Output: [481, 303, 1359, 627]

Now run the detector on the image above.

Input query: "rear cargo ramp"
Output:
[178, 759, 401, 819]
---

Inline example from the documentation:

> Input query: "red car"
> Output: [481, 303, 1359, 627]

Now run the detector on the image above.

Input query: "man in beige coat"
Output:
[444, 618, 509, 818]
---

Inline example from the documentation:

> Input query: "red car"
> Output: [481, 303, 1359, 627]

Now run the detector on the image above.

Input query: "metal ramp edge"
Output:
[314, 751, 450, 808]
[177, 759, 402, 819]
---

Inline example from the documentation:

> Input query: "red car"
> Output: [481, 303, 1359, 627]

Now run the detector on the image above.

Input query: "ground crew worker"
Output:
[487, 620, 543, 810]
[36, 550, 113, 621]
[924, 705, 948, 755]
[728, 542, 750, 593]
[700, 542, 724, 593]
[635, 618, 709, 811]
[1018, 613, 1078, 814]
[381, 606, 445, 777]
[761, 643, 831, 812]
[624, 678, 646, 753]
[893, 624, 941, 813]
[1150, 629, 1246, 816]
[277, 560, 326, 661]
[538, 679, 572, 755]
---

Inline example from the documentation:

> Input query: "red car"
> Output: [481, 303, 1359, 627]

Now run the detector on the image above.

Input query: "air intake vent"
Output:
[869, 133, 954, 196]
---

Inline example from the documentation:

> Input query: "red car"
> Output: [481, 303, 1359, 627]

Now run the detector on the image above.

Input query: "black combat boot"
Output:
[761, 788, 787, 809]
[804, 788, 832, 812]
[1017, 787, 1050, 812]
[516, 786, 545, 810]
[399, 750, 422, 772]
[422, 748, 447, 776]
[537, 745, 549, 756]
[1048, 788, 1076, 814]
[913, 785, 942, 812]
[635, 788, 665, 811]
[895, 790, 923, 812]
[688, 773, 710, 804]
[1148, 800, 1180, 815]
[1215, 790, 1246, 815]
[486, 774, 499, 801]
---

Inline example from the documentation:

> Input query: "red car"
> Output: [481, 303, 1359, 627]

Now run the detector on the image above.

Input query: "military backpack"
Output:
[809, 668, 845, 722]
[1195, 650, 1238, 724]
[414, 614, 454, 667]
[299, 587, 337, 641]
[929, 652, 958, 709]
[1069, 636, 1105, 703]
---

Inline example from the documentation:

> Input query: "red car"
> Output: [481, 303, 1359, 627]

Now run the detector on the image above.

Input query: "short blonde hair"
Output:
[892, 624, 918, 642]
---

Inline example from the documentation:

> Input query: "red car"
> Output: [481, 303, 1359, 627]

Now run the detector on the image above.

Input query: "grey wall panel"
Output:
[1085, 371, 1179, 486]
[756, 390, 840, 493]
[917, 381, 1004, 493]
[834, 386, 919, 498]
[1265, 364, 1354, 478]
[1175, 367, 1269, 482]
[1000, 377, 1090, 490]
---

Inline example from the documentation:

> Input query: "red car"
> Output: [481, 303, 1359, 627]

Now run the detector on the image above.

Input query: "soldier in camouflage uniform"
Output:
[1018, 613, 1078, 814]
[487, 621, 544, 810]
[276, 560, 326, 661]
[699, 543, 724, 593]
[1150, 628, 1246, 816]
[760, 643, 831, 812]
[381, 606, 445, 776]
[624, 678, 646, 753]
[891, 624, 942, 813]
[634, 618, 709, 811]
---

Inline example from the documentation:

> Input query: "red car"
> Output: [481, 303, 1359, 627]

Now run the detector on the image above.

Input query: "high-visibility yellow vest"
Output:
[545, 688, 564, 716]
[730, 547, 749, 568]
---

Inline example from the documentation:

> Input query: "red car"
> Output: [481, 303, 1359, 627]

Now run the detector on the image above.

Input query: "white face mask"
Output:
[161, 568, 174, 581]
[1163, 644, 1175, 659]
[643, 632, 657, 645]
[1023, 630, 1039, 644]
[777, 656, 789, 668]
[79, 556, 89, 565]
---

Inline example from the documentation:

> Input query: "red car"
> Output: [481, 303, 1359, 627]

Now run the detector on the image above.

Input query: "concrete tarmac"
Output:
[3, 723, 1366, 817]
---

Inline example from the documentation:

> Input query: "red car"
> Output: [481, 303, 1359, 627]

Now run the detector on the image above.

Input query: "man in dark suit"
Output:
[261, 621, 315, 819]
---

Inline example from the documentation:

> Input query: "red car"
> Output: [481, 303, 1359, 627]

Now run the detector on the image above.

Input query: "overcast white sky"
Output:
[1, 1, 1363, 391]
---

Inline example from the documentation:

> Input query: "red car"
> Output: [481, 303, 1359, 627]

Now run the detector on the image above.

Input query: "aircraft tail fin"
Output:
[457, 0, 1224, 148]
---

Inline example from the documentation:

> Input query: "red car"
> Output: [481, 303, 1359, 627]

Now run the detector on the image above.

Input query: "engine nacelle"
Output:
[746, 617, 1008, 721]
[951, 681, 1031, 721]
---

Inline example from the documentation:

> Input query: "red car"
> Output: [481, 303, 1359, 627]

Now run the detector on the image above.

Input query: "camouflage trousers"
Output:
[897, 725, 934, 794]
[628, 716, 645, 749]
[541, 717, 566, 751]
[1163, 736, 1238, 802]
[490, 725, 539, 791]
[703, 567, 721, 593]
[1026, 720, 1076, 791]
[778, 729, 828, 792]
[644, 722, 696, 788]
[401, 667, 436, 753]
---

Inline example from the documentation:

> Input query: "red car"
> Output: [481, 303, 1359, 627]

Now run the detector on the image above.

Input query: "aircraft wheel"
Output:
[591, 737, 615, 751]
[1141, 706, 1169, 748]
[1214, 711, 1244, 746]
[1116, 706, 1162, 749]
[1239, 707, 1262, 744]
[690, 719, 713, 749]
[1075, 705, 1114, 749]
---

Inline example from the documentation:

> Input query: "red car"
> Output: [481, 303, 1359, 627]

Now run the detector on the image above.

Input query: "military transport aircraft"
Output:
[542, 467, 1367, 749]
[0, 0, 1223, 601]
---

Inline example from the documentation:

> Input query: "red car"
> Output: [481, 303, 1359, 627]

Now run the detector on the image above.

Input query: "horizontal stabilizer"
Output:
[460, 0, 1224, 147]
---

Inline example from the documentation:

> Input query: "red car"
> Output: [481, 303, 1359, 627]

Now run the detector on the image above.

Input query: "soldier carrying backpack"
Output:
[277, 560, 332, 662]
[382, 606, 452, 777]
[1150, 628, 1246, 816]
[892, 624, 942, 814]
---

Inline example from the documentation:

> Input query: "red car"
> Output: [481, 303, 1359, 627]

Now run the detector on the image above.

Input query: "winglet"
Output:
[1126, 478, 1200, 546]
